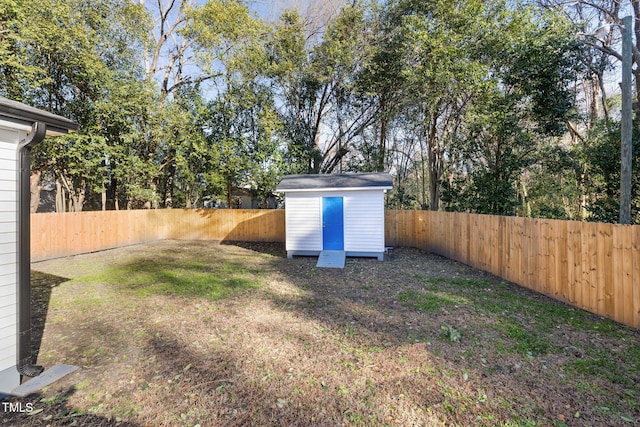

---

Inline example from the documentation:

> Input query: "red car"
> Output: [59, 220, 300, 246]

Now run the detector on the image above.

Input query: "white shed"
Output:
[0, 97, 77, 397]
[276, 172, 393, 263]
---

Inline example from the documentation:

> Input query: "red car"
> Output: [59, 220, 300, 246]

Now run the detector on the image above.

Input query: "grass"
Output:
[4, 241, 639, 427]
[75, 256, 261, 300]
[397, 289, 462, 313]
[411, 275, 627, 357]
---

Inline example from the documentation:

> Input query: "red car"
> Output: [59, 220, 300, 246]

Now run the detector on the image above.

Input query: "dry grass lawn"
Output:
[1, 240, 639, 426]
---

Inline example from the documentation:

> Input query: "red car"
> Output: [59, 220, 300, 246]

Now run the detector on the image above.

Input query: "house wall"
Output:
[0, 127, 20, 394]
[284, 189, 385, 254]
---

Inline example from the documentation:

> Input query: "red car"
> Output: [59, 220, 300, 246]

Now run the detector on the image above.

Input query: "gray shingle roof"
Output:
[276, 172, 393, 191]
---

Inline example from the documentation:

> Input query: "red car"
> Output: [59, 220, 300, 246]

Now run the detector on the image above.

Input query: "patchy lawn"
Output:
[1, 240, 639, 426]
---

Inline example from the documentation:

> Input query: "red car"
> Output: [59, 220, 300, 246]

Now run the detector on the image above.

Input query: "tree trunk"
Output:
[226, 182, 233, 209]
[633, 1, 640, 120]
[65, 178, 86, 213]
[427, 114, 441, 211]
[419, 138, 429, 209]
[29, 170, 42, 213]
[163, 157, 175, 208]
[428, 168, 440, 211]
[55, 180, 64, 212]
[377, 95, 388, 172]
[148, 178, 158, 209]
[587, 74, 599, 127]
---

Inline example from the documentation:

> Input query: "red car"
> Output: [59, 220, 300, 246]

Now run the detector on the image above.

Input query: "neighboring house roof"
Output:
[0, 97, 79, 135]
[276, 172, 393, 192]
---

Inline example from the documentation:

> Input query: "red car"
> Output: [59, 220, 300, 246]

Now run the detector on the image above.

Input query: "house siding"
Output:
[0, 131, 18, 377]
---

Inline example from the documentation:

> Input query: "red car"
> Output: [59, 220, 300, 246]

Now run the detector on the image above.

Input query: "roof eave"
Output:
[0, 97, 79, 135]
[276, 186, 393, 193]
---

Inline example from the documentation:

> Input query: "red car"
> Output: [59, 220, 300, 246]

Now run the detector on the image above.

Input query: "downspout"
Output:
[16, 121, 46, 377]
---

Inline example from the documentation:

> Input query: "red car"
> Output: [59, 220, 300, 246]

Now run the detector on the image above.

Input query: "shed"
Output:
[276, 172, 393, 263]
[0, 97, 78, 397]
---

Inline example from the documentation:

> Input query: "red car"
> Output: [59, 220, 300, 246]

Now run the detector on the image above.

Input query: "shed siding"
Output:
[285, 189, 386, 254]
[0, 130, 16, 374]
[344, 191, 385, 252]
[285, 193, 322, 251]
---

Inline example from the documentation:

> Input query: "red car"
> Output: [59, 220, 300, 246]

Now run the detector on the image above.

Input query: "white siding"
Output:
[0, 251, 16, 266]
[0, 180, 14, 191]
[0, 190, 16, 202]
[0, 211, 16, 223]
[0, 128, 17, 373]
[284, 189, 386, 254]
[344, 190, 385, 253]
[0, 158, 15, 172]
[0, 272, 15, 292]
[0, 130, 20, 148]
[0, 221, 16, 233]
[285, 193, 322, 251]
[0, 287, 14, 309]
[0, 259, 17, 281]
[0, 316, 16, 369]
[0, 232, 16, 245]
[0, 148, 14, 163]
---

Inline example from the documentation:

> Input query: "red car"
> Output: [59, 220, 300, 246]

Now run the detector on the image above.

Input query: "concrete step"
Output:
[316, 250, 346, 268]
[11, 364, 79, 398]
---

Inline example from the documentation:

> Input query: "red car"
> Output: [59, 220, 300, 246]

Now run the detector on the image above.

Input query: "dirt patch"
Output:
[1, 240, 639, 426]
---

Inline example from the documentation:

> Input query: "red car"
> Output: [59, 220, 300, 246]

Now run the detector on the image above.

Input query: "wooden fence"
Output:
[31, 209, 640, 329]
[31, 209, 285, 261]
[385, 210, 640, 330]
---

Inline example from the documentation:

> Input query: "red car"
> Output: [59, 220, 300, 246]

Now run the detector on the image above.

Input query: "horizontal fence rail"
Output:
[31, 209, 640, 329]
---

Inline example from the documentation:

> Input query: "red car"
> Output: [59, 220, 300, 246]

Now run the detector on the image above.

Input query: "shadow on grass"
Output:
[80, 249, 261, 301]
[30, 271, 68, 365]
[258, 247, 640, 420]
[221, 240, 287, 258]
[137, 324, 440, 426]
[26, 241, 640, 425]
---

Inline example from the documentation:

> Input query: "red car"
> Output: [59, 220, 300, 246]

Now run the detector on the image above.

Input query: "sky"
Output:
[247, 0, 345, 23]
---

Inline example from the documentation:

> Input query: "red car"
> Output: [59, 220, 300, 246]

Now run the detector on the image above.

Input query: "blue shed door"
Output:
[322, 197, 344, 250]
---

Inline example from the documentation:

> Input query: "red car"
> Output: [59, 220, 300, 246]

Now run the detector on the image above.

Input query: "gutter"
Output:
[0, 97, 77, 135]
[16, 122, 47, 377]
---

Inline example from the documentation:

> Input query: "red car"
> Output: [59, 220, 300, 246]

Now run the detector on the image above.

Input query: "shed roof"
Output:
[276, 172, 393, 192]
[0, 97, 78, 135]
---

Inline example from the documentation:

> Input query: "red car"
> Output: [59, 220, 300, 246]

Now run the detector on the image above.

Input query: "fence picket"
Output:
[622, 226, 634, 325]
[633, 226, 640, 328]
[584, 222, 598, 313]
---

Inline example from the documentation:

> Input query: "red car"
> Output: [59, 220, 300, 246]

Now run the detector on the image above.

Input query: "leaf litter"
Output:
[1, 240, 638, 426]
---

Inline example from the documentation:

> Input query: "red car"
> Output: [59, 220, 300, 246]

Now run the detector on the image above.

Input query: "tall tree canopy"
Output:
[6, 0, 631, 222]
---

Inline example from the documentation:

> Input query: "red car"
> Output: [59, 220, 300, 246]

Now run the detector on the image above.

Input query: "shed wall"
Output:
[284, 189, 385, 253]
[284, 193, 321, 251]
[344, 190, 385, 252]
[0, 133, 18, 376]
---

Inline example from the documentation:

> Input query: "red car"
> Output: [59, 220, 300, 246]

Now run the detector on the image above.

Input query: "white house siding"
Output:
[285, 193, 322, 251]
[0, 132, 18, 378]
[344, 190, 385, 253]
